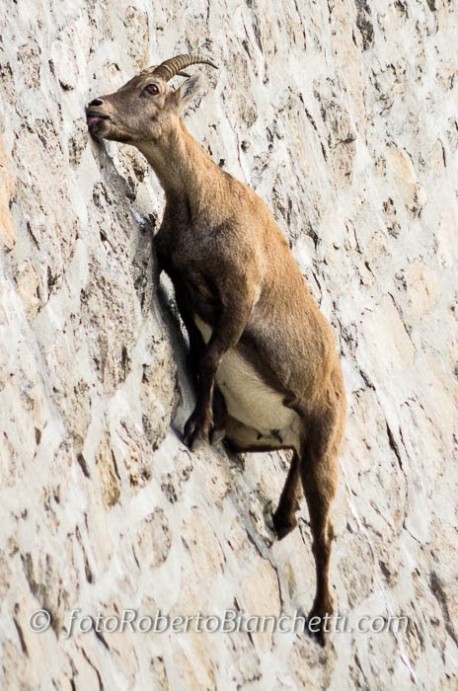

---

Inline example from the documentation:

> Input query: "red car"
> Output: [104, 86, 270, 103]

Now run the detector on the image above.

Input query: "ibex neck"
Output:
[136, 121, 225, 208]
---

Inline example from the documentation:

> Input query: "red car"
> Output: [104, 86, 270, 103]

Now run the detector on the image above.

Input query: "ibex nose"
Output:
[88, 98, 104, 107]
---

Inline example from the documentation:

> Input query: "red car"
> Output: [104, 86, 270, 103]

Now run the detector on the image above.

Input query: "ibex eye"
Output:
[145, 83, 159, 96]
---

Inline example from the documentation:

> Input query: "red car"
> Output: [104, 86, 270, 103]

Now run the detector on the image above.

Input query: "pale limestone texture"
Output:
[0, 1, 457, 689]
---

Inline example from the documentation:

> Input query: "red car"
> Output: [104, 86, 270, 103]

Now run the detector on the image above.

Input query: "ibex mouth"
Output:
[86, 112, 109, 131]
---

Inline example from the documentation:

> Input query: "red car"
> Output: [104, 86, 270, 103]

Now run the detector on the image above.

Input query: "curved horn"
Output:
[140, 67, 191, 78]
[151, 54, 218, 82]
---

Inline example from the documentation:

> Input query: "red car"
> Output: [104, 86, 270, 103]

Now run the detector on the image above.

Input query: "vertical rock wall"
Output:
[0, 1, 456, 688]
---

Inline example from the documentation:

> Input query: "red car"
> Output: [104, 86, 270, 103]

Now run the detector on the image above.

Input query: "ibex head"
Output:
[85, 54, 217, 143]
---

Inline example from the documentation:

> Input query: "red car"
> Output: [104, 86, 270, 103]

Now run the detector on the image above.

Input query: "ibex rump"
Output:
[86, 54, 346, 645]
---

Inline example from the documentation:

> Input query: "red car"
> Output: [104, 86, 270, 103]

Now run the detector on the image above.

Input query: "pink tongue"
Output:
[87, 116, 101, 128]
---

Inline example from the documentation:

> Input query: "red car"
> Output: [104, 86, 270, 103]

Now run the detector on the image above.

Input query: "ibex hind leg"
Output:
[272, 451, 302, 539]
[300, 402, 343, 646]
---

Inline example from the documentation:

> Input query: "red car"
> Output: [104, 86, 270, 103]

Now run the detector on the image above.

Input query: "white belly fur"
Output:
[194, 316, 300, 442]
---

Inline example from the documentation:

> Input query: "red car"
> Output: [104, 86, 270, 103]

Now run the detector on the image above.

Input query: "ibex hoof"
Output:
[183, 414, 210, 451]
[305, 599, 335, 647]
[183, 428, 207, 451]
[272, 511, 298, 540]
[306, 622, 326, 647]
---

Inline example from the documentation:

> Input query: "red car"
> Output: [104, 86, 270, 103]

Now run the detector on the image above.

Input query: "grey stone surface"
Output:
[0, 1, 457, 688]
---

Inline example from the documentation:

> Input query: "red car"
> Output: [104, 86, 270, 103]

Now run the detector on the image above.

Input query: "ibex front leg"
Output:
[174, 282, 227, 442]
[183, 292, 257, 450]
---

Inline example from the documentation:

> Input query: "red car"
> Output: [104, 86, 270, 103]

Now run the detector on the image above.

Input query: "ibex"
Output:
[86, 54, 346, 644]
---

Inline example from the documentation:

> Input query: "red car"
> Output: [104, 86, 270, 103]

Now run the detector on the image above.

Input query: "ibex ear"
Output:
[175, 74, 204, 112]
